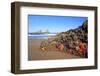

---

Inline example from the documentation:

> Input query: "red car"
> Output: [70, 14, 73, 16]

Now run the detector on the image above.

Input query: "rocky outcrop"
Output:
[40, 20, 88, 58]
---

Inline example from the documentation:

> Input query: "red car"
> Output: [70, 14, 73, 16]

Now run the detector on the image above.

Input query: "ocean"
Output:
[28, 33, 56, 39]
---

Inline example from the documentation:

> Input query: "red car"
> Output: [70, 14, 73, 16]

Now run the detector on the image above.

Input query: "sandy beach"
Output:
[28, 39, 81, 61]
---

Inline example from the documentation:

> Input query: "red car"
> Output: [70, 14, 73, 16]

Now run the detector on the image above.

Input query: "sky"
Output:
[28, 15, 87, 33]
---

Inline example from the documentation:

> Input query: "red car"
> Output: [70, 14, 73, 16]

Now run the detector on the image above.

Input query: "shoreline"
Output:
[28, 38, 82, 61]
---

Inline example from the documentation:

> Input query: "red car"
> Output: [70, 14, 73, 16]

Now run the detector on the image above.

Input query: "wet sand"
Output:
[28, 39, 81, 61]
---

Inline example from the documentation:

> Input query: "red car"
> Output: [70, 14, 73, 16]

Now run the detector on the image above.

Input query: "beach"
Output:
[28, 38, 81, 61]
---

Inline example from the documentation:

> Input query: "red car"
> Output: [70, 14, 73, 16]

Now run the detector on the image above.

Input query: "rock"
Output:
[40, 20, 88, 58]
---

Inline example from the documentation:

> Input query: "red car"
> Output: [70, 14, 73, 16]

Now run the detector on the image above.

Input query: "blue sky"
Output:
[28, 15, 87, 33]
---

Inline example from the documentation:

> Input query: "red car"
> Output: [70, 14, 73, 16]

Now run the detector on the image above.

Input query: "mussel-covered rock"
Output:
[40, 20, 88, 58]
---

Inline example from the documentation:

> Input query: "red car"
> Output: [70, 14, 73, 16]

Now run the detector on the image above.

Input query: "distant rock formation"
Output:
[29, 29, 50, 34]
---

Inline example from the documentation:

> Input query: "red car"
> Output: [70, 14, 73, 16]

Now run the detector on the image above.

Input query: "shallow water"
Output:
[28, 33, 56, 39]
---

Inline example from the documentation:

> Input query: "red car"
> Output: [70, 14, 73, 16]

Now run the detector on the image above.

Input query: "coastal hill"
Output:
[40, 20, 88, 58]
